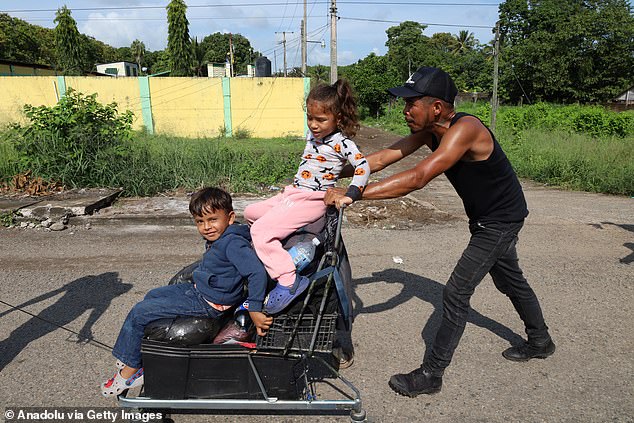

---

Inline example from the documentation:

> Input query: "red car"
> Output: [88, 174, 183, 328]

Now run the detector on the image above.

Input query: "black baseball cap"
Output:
[388, 66, 458, 103]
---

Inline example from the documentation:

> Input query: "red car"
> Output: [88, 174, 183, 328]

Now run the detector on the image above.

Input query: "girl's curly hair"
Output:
[306, 79, 359, 138]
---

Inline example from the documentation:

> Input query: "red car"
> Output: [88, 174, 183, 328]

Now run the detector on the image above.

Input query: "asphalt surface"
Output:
[1, 184, 632, 423]
[0, 126, 633, 422]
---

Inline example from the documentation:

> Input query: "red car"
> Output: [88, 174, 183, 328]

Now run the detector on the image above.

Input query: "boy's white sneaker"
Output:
[101, 368, 144, 397]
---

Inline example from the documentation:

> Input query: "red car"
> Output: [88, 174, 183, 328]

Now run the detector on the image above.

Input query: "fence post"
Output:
[56, 76, 67, 99]
[222, 77, 232, 137]
[138, 76, 154, 134]
[304, 77, 310, 137]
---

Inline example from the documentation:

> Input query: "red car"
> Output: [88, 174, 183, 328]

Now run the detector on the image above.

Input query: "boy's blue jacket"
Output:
[193, 223, 267, 312]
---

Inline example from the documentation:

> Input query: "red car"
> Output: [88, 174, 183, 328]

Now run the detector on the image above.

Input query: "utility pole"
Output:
[330, 0, 337, 83]
[301, 0, 307, 76]
[276, 31, 293, 77]
[229, 33, 234, 77]
[491, 21, 500, 132]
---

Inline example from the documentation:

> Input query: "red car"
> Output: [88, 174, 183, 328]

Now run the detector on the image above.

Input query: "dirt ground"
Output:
[0, 125, 632, 422]
[342, 125, 466, 229]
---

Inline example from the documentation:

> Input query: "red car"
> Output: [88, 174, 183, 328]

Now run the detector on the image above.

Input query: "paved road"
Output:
[1, 183, 632, 422]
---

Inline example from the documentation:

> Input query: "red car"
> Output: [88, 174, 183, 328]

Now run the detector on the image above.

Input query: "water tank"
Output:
[255, 56, 271, 77]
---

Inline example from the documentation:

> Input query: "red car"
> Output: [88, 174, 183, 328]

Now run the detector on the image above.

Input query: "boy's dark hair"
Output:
[189, 187, 233, 216]
[307, 78, 359, 138]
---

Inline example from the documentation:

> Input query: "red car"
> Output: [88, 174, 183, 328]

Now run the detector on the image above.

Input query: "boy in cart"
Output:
[101, 187, 273, 397]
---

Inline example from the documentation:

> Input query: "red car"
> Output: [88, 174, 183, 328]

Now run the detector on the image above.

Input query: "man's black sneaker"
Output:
[388, 367, 442, 397]
[502, 339, 556, 362]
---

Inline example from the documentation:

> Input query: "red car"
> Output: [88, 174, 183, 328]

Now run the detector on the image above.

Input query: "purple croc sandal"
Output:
[264, 275, 311, 314]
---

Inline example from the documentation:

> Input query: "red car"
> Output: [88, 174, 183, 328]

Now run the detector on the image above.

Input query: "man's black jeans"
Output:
[425, 220, 551, 375]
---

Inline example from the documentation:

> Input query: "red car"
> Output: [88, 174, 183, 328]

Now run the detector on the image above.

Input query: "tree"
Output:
[82, 35, 119, 73]
[429, 32, 459, 54]
[130, 39, 146, 73]
[0, 14, 49, 64]
[166, 0, 193, 76]
[498, 0, 634, 103]
[451, 49, 493, 93]
[345, 53, 400, 117]
[54, 6, 83, 75]
[114, 46, 133, 62]
[385, 21, 432, 80]
[453, 30, 476, 54]
[190, 37, 207, 76]
[200, 32, 257, 75]
[307, 65, 329, 86]
[145, 50, 170, 75]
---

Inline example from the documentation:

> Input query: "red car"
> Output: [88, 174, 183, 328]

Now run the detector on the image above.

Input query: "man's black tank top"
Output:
[431, 112, 528, 223]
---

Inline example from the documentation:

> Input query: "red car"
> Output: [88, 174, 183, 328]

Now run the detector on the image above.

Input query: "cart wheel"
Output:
[350, 408, 367, 422]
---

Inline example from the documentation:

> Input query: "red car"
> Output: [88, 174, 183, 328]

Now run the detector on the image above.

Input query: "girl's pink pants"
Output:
[244, 185, 326, 287]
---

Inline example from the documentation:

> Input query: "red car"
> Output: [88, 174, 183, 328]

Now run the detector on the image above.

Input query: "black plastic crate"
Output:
[256, 313, 337, 353]
[141, 340, 306, 400]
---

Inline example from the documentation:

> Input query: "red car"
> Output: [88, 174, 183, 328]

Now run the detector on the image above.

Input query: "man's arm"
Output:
[362, 121, 478, 199]
[338, 130, 431, 177]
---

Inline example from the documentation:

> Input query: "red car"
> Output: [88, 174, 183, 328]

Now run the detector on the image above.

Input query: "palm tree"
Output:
[191, 36, 206, 76]
[481, 40, 495, 62]
[308, 65, 329, 86]
[453, 30, 476, 54]
[130, 39, 146, 73]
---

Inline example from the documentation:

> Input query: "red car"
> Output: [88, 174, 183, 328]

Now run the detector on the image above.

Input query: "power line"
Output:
[340, 16, 493, 29]
[1, 2, 500, 13]
[260, 24, 329, 57]
[5, 12, 493, 30]
[275, 0, 292, 32]
[285, 0, 301, 32]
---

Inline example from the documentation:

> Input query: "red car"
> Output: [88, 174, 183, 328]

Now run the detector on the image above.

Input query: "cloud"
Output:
[81, 11, 167, 51]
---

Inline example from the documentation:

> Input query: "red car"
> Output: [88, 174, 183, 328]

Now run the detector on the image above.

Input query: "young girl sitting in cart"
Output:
[244, 79, 370, 315]
[101, 187, 272, 397]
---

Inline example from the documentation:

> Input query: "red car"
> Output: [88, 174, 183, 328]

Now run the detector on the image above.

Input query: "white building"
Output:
[96, 61, 139, 77]
[206, 63, 255, 77]
[207, 63, 228, 78]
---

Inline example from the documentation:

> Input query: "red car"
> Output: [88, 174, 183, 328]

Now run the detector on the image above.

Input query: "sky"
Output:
[0, 1, 503, 71]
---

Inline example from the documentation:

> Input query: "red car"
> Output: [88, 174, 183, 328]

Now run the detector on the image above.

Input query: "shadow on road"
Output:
[351, 268, 525, 360]
[0, 272, 132, 372]
[590, 222, 634, 264]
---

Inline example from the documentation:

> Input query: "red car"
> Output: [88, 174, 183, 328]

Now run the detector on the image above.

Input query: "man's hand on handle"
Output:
[324, 187, 352, 209]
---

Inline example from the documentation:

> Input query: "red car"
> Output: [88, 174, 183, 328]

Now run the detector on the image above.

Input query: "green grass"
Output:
[118, 133, 306, 196]
[0, 133, 21, 185]
[0, 131, 305, 197]
[497, 127, 633, 196]
[363, 102, 410, 136]
[3, 99, 632, 197]
[362, 101, 634, 196]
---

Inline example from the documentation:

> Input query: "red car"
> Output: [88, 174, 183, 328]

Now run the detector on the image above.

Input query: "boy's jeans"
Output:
[112, 283, 223, 369]
[425, 220, 551, 375]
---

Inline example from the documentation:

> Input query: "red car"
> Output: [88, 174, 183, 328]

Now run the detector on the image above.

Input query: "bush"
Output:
[10, 89, 134, 187]
[362, 101, 634, 196]
[499, 103, 634, 138]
